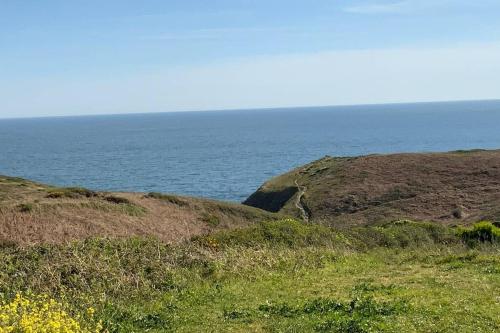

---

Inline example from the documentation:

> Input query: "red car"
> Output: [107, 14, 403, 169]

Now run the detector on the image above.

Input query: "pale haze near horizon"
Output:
[1, 0, 500, 119]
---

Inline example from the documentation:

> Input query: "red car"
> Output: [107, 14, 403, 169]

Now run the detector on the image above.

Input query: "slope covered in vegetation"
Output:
[1, 151, 499, 331]
[244, 150, 500, 226]
[0, 176, 278, 245]
[1, 219, 498, 332]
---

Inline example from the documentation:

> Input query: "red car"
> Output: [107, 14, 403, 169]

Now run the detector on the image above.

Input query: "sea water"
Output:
[1, 100, 499, 202]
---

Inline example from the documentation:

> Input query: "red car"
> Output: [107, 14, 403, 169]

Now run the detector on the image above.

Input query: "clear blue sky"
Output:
[1, 0, 500, 118]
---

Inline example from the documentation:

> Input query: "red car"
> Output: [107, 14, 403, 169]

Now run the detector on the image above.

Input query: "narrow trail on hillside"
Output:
[294, 179, 309, 223]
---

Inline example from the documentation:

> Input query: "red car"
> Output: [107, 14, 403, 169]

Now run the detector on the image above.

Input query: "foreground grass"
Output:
[1, 220, 499, 332]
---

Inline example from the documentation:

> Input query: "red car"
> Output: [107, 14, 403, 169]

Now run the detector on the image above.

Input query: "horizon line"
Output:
[1, 98, 500, 121]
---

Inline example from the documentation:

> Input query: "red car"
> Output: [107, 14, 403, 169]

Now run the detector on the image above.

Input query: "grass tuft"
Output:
[200, 213, 220, 227]
[46, 187, 97, 199]
[17, 203, 34, 213]
[104, 195, 132, 205]
[145, 192, 188, 206]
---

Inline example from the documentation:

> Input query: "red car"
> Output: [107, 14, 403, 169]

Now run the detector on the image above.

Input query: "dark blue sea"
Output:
[1, 100, 500, 202]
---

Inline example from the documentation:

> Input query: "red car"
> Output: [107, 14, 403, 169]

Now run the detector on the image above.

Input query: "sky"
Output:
[1, 0, 500, 118]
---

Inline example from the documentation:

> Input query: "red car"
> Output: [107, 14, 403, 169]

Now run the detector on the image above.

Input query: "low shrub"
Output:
[201, 213, 220, 227]
[195, 219, 337, 248]
[104, 195, 131, 205]
[119, 204, 147, 217]
[145, 192, 188, 206]
[47, 187, 97, 199]
[102, 196, 147, 216]
[195, 219, 463, 251]
[458, 221, 500, 244]
[452, 208, 463, 219]
[344, 220, 458, 250]
[17, 203, 34, 213]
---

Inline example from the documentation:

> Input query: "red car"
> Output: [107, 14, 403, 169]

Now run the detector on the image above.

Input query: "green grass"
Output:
[145, 192, 189, 206]
[16, 202, 34, 213]
[201, 212, 221, 227]
[46, 186, 97, 199]
[0, 220, 499, 332]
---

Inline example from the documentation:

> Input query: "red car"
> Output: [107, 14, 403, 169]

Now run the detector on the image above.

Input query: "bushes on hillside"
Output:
[458, 221, 500, 245]
[195, 219, 338, 248]
[194, 218, 463, 250]
[17, 203, 34, 213]
[104, 195, 131, 205]
[145, 192, 188, 206]
[345, 220, 459, 249]
[46, 187, 97, 199]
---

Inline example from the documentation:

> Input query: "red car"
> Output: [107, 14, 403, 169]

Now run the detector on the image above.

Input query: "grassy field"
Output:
[1, 220, 499, 332]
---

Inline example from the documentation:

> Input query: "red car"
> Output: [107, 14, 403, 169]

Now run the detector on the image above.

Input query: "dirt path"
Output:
[294, 179, 309, 223]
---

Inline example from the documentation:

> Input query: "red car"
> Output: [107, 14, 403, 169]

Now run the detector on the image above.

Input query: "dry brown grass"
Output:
[0, 177, 278, 245]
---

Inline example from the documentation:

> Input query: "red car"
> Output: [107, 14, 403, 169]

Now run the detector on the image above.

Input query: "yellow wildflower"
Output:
[0, 293, 102, 333]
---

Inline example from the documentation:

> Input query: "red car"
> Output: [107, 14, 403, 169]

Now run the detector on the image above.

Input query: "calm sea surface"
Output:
[1, 100, 500, 202]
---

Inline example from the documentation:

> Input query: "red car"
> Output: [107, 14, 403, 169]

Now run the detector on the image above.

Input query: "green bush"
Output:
[145, 192, 188, 206]
[104, 195, 132, 205]
[345, 220, 458, 250]
[195, 219, 338, 248]
[46, 187, 97, 199]
[458, 221, 500, 244]
[194, 219, 464, 251]
[201, 213, 220, 227]
[17, 203, 34, 213]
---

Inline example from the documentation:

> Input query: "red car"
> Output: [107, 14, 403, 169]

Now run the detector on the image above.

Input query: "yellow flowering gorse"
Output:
[0, 293, 102, 333]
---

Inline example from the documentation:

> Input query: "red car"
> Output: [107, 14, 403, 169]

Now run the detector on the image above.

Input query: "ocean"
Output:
[1, 100, 500, 202]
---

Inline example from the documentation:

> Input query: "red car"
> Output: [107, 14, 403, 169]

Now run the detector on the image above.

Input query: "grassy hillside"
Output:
[0, 176, 279, 245]
[243, 150, 500, 227]
[1, 156, 499, 332]
[1, 219, 499, 332]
